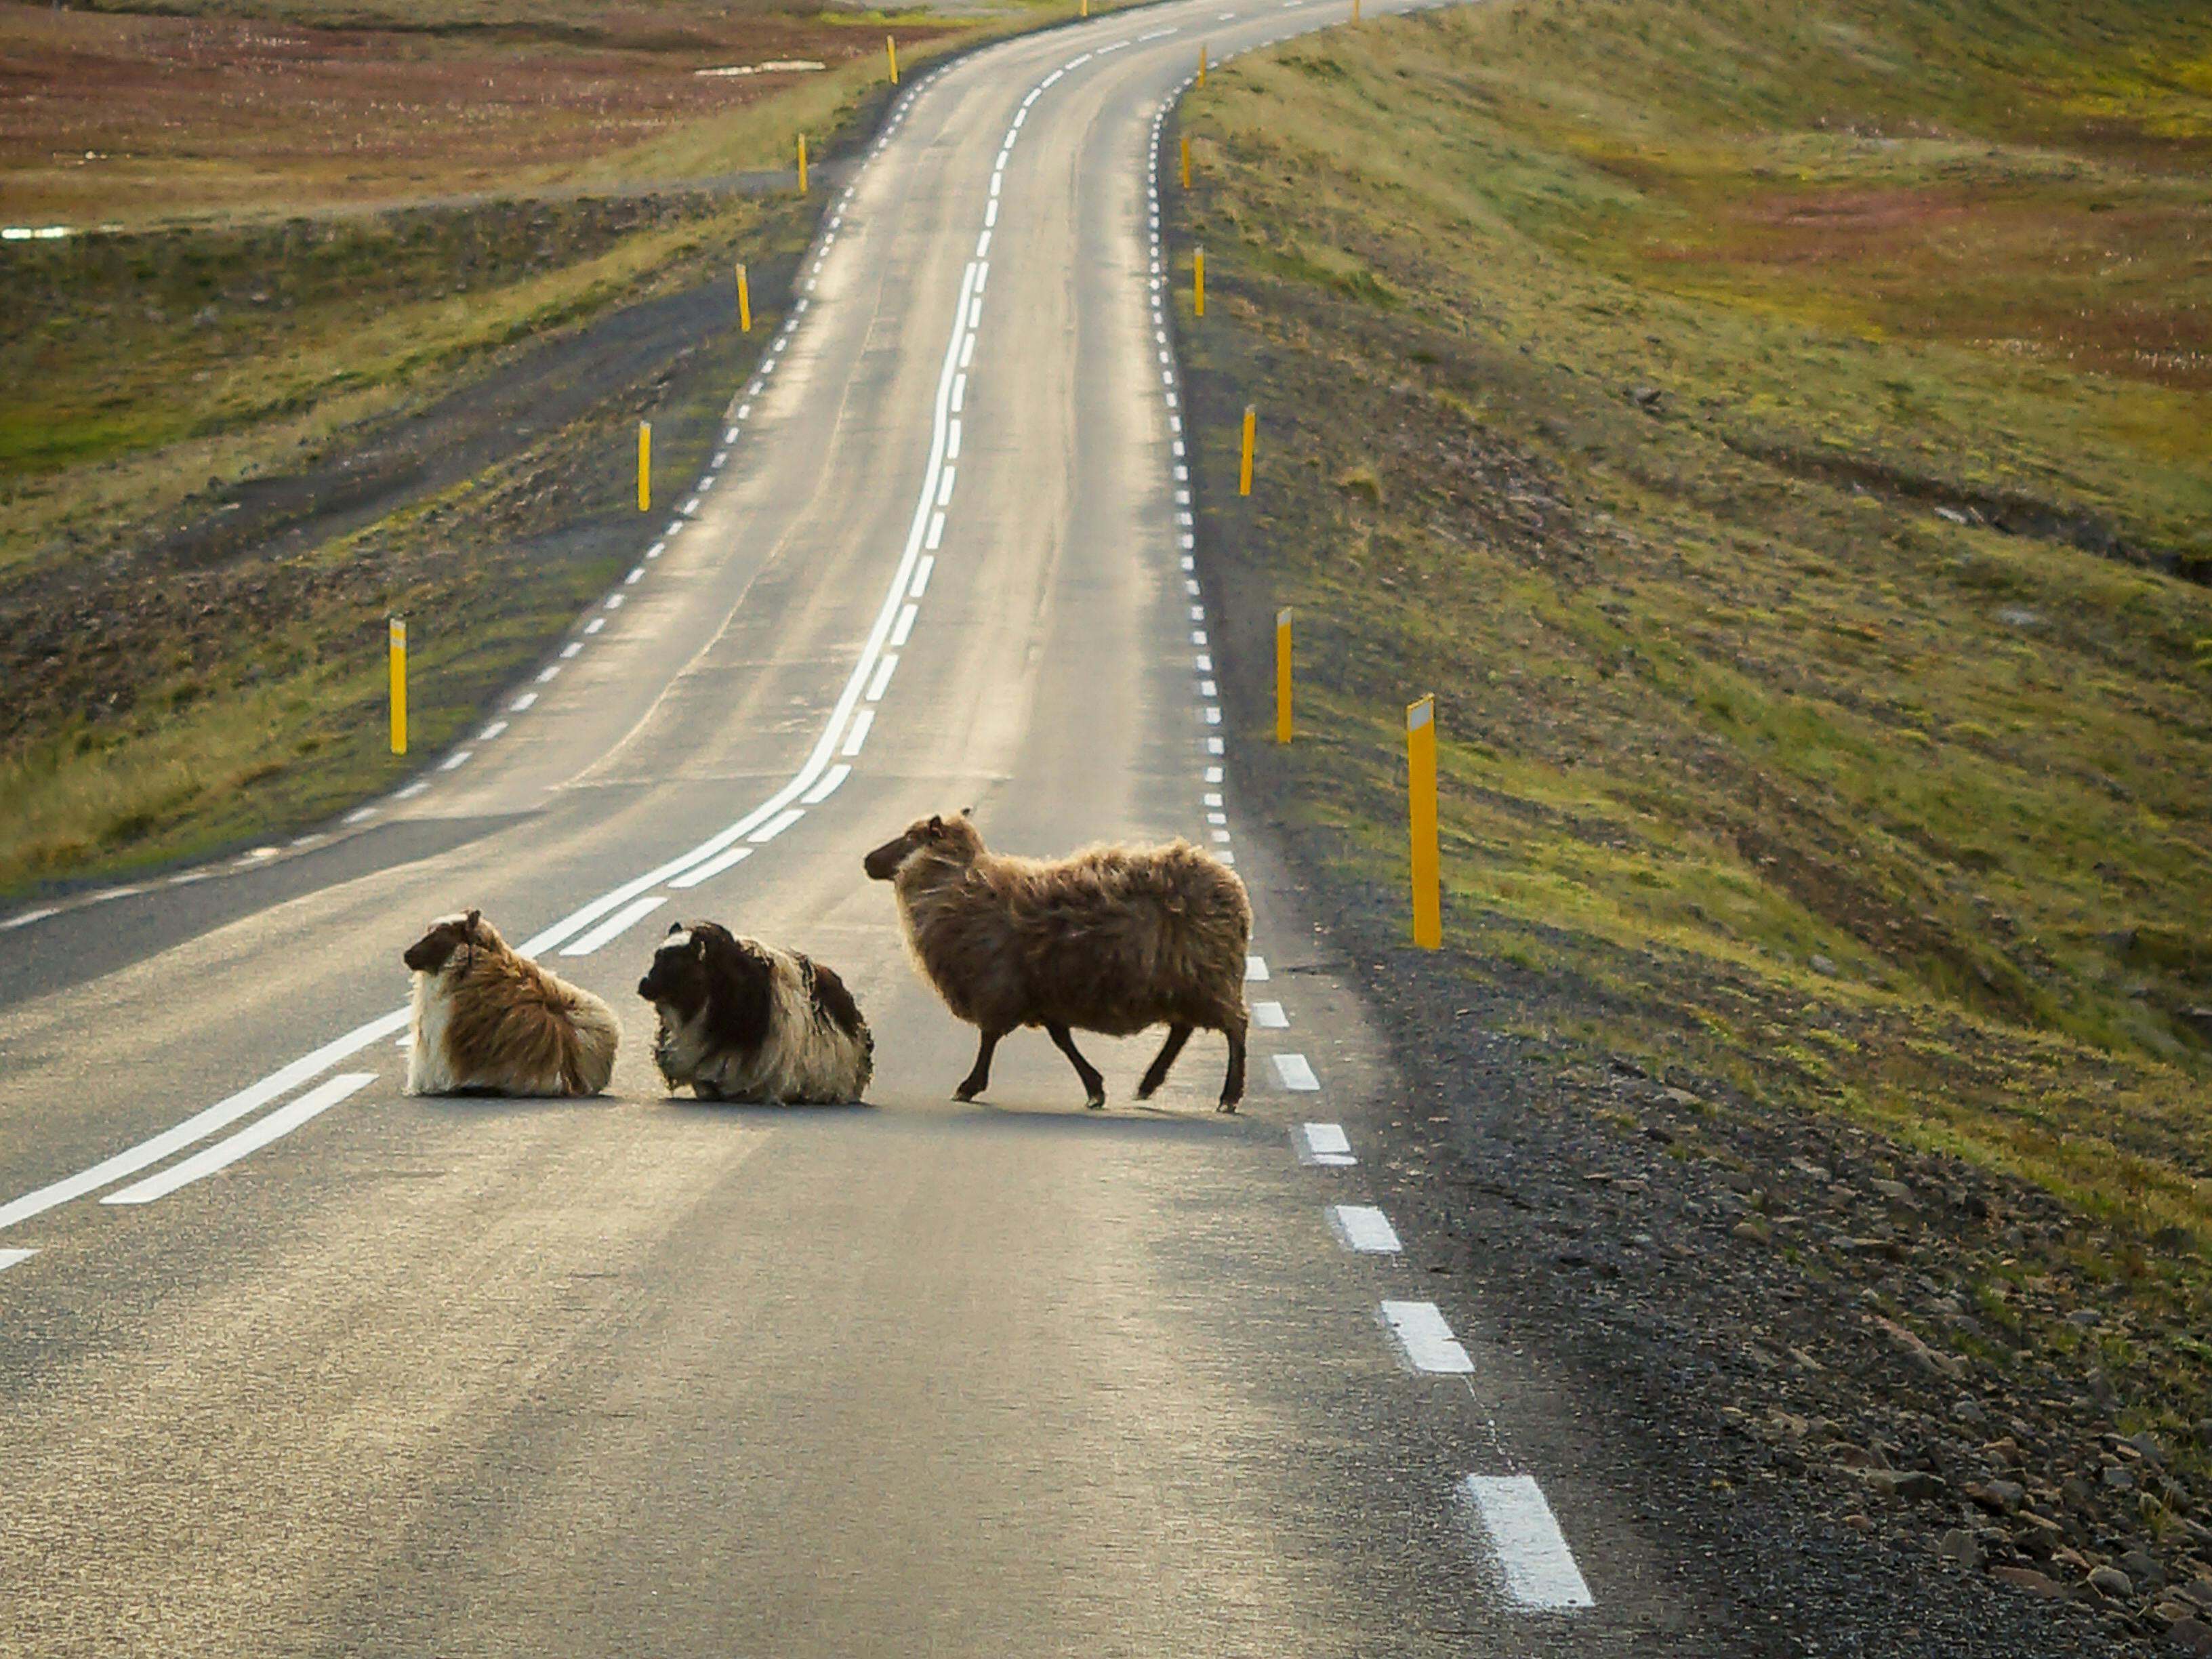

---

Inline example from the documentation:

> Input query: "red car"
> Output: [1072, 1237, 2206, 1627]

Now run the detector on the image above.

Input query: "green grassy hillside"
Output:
[1176, 0, 2212, 1513]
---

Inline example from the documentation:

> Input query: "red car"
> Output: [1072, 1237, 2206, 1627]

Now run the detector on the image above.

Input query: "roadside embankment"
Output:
[1174, 1, 2212, 1650]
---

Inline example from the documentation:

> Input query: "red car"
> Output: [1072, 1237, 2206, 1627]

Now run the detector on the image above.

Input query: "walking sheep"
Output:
[862, 812, 1251, 1111]
[403, 909, 620, 1097]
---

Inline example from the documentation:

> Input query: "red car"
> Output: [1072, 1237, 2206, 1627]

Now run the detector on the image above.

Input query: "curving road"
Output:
[0, 5, 1689, 1652]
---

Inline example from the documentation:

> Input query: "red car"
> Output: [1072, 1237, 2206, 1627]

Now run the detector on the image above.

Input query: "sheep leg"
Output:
[1135, 1023, 1193, 1100]
[1044, 1023, 1107, 1109]
[954, 1027, 1006, 1102]
[1218, 1015, 1248, 1113]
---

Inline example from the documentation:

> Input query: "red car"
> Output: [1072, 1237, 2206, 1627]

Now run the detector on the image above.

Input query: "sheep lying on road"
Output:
[863, 812, 1251, 1111]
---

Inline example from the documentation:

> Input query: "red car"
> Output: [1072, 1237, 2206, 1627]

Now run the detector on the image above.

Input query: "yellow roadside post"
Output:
[1275, 608, 1292, 744]
[797, 133, 809, 194]
[1180, 134, 1191, 190]
[638, 420, 651, 512]
[886, 35, 899, 83]
[1407, 695, 1441, 948]
[1198, 42, 1207, 85]
[1353, 0, 1362, 20]
[388, 617, 407, 756]
[1238, 404, 1256, 496]
[737, 262, 752, 332]
[1194, 246, 1206, 317]
[1082, 0, 1090, 14]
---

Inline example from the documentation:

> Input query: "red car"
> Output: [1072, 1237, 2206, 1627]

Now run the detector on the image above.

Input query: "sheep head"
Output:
[863, 812, 983, 882]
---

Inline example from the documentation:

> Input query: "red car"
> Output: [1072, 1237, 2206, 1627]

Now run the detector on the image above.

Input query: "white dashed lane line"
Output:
[1380, 1300, 1476, 1375]
[1292, 1122, 1357, 1167]
[558, 895, 668, 958]
[0, 1248, 36, 1274]
[1271, 1052, 1319, 1091]
[1244, 954, 1269, 981]
[667, 845, 753, 890]
[1252, 1000, 1288, 1028]
[102, 1072, 377, 1207]
[749, 807, 806, 845]
[1328, 1204, 1402, 1254]
[1457, 1476, 1596, 1610]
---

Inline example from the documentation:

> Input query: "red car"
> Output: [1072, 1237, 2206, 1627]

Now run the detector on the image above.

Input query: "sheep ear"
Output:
[465, 908, 481, 930]
[665, 921, 684, 937]
[927, 815, 943, 832]
[960, 805, 975, 820]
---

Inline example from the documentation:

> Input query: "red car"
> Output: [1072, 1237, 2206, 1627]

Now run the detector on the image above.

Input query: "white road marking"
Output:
[342, 808, 377, 826]
[510, 692, 538, 712]
[1272, 1053, 1319, 1091]
[867, 654, 898, 701]
[750, 807, 805, 844]
[1191, 628, 1208, 644]
[1293, 1122, 1355, 1166]
[947, 417, 963, 459]
[842, 709, 875, 756]
[1206, 765, 1223, 782]
[800, 763, 851, 804]
[535, 665, 562, 684]
[951, 373, 968, 412]
[910, 555, 935, 598]
[585, 618, 605, 635]
[891, 603, 919, 647]
[393, 782, 428, 800]
[926, 511, 945, 552]
[1245, 954, 1269, 981]
[0, 1248, 34, 1273]
[0, 1009, 407, 1233]
[1, 907, 58, 930]
[479, 720, 508, 740]
[558, 895, 668, 957]
[1328, 1205, 1402, 1254]
[681, 495, 701, 516]
[1458, 1476, 1596, 1609]
[937, 466, 956, 506]
[1208, 737, 1225, 754]
[624, 567, 644, 585]
[1380, 1300, 1475, 1374]
[103, 1072, 377, 1206]
[560, 642, 583, 659]
[1253, 1000, 1288, 1028]
[667, 845, 753, 890]
[1204, 708, 1222, 726]
[438, 750, 472, 773]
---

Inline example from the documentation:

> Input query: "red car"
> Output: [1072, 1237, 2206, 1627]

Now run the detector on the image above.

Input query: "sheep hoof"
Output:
[954, 1084, 983, 1103]
[1215, 1099, 1240, 1115]
[1086, 1092, 1107, 1110]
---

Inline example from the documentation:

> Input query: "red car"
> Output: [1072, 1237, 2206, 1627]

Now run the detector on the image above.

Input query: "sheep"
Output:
[863, 812, 1250, 1111]
[402, 909, 620, 1097]
[636, 920, 874, 1103]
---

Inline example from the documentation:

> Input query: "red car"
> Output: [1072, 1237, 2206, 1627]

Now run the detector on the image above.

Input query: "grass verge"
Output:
[1175, 0, 2212, 1613]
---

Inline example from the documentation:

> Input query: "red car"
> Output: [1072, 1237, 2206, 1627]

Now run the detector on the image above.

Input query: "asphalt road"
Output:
[0, 4, 1716, 1653]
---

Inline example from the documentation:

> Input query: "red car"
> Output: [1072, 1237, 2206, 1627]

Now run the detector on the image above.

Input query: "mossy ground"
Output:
[1175, 0, 2212, 1477]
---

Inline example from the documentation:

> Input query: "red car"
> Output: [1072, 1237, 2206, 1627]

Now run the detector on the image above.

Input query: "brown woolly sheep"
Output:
[863, 813, 1251, 1111]
[402, 909, 620, 1097]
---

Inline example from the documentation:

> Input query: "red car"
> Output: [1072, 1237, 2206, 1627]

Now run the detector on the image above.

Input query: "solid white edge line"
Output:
[558, 895, 668, 958]
[1457, 1475, 1596, 1610]
[1328, 1204, 1403, 1254]
[0, 1010, 409, 1232]
[1379, 1300, 1475, 1375]
[103, 1072, 377, 1206]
